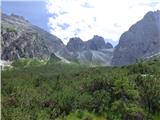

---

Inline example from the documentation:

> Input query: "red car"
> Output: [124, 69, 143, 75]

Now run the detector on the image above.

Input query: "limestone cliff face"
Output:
[66, 37, 86, 52]
[86, 35, 113, 50]
[112, 10, 160, 66]
[66, 35, 113, 52]
[63, 35, 114, 65]
[1, 13, 65, 60]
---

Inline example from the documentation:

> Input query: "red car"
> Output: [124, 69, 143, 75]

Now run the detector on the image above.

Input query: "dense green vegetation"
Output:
[6, 27, 18, 34]
[2, 58, 160, 120]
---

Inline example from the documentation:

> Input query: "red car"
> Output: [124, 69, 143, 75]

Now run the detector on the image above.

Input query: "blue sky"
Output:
[1, 0, 160, 45]
[2, 1, 50, 32]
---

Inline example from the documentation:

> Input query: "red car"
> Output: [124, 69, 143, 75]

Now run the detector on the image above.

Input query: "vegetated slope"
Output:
[112, 10, 160, 66]
[2, 58, 160, 120]
[1, 13, 65, 60]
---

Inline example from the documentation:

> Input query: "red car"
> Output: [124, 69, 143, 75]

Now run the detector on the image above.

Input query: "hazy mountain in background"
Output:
[112, 10, 160, 66]
[66, 35, 113, 52]
[58, 36, 114, 65]
[104, 39, 118, 47]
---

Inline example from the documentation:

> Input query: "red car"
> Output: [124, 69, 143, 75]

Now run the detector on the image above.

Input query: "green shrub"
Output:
[2, 58, 160, 120]
[6, 27, 17, 33]
[135, 75, 160, 113]
[56, 110, 106, 120]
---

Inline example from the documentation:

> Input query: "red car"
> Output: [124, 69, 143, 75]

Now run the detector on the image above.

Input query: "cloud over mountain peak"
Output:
[47, 0, 160, 44]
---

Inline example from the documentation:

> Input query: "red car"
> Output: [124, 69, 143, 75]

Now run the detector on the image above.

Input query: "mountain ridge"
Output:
[1, 13, 114, 65]
[1, 10, 160, 66]
[1, 13, 65, 60]
[112, 10, 160, 66]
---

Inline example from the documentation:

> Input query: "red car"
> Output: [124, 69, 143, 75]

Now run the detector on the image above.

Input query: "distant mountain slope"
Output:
[3, 11, 159, 66]
[66, 35, 113, 52]
[1, 13, 65, 60]
[112, 10, 160, 66]
[1, 13, 114, 65]
[58, 36, 114, 65]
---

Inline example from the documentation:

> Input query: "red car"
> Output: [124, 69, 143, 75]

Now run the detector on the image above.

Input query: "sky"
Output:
[47, 0, 160, 44]
[1, 0, 160, 45]
[1, 1, 50, 31]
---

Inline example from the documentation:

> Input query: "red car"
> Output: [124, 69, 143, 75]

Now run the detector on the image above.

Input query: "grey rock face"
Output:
[112, 10, 160, 66]
[63, 35, 114, 65]
[1, 13, 65, 60]
[66, 37, 86, 52]
[105, 42, 113, 49]
[66, 35, 113, 52]
[86, 35, 106, 50]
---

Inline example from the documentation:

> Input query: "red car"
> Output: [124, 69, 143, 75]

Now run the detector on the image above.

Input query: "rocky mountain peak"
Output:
[92, 35, 104, 41]
[1, 13, 65, 60]
[86, 35, 106, 50]
[105, 42, 113, 49]
[144, 10, 160, 19]
[112, 10, 160, 66]
[63, 35, 114, 65]
[68, 37, 84, 45]
[10, 13, 26, 20]
[66, 35, 113, 52]
[91, 35, 105, 43]
[2, 13, 30, 26]
[66, 37, 85, 52]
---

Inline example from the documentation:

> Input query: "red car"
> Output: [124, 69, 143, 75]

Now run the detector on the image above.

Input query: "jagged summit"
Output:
[1, 10, 159, 66]
[112, 10, 160, 66]
[87, 35, 106, 50]
[105, 42, 113, 49]
[1, 13, 114, 65]
[144, 10, 160, 19]
[66, 35, 113, 52]
[66, 37, 85, 52]
[63, 35, 114, 65]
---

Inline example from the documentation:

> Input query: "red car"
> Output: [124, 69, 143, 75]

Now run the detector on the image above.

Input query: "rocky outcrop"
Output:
[1, 13, 65, 60]
[66, 35, 113, 52]
[86, 35, 107, 50]
[112, 10, 160, 66]
[105, 42, 113, 49]
[63, 35, 114, 65]
[66, 37, 86, 52]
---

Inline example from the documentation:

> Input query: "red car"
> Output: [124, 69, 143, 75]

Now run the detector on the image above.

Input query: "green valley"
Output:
[1, 58, 160, 120]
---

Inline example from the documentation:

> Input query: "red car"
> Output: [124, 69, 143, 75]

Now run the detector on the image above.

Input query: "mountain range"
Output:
[1, 10, 160, 66]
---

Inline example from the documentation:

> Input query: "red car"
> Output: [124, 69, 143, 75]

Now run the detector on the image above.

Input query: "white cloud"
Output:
[2, 0, 47, 1]
[46, 0, 160, 44]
